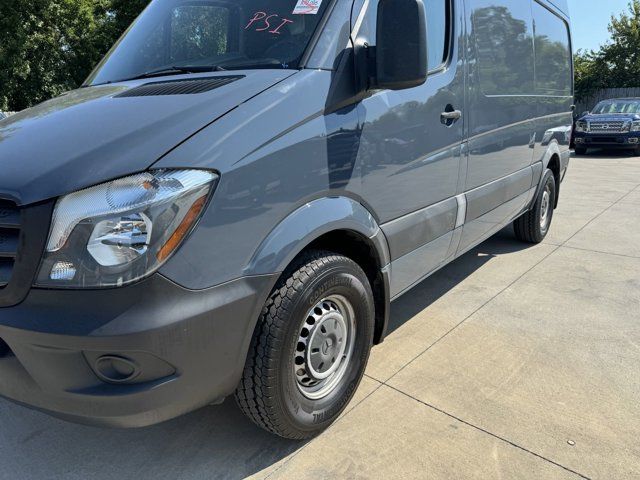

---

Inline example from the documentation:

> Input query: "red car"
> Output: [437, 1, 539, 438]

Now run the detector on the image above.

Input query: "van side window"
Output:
[424, 0, 450, 71]
[532, 2, 572, 96]
[470, 0, 534, 95]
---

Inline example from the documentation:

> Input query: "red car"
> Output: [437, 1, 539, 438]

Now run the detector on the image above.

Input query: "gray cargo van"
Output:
[0, 0, 572, 438]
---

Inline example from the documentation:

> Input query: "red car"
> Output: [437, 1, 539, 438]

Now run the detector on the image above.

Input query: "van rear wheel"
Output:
[235, 250, 375, 439]
[514, 169, 556, 244]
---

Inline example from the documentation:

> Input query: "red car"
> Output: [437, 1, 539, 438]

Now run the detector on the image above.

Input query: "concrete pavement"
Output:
[1, 153, 638, 479]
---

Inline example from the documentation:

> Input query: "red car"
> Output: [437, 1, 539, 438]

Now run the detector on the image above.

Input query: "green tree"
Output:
[0, 0, 150, 112]
[601, 0, 640, 86]
[574, 1, 640, 101]
[574, 49, 606, 100]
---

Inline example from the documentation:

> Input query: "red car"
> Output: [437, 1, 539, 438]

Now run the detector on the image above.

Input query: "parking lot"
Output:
[1, 152, 638, 480]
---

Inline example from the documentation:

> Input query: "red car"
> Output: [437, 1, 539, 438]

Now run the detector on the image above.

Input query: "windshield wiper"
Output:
[120, 65, 227, 82]
[87, 61, 285, 88]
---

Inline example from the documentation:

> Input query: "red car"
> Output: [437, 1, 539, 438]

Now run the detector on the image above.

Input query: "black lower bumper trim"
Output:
[0, 273, 277, 427]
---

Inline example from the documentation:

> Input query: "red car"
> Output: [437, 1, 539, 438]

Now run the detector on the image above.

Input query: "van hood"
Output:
[0, 70, 293, 205]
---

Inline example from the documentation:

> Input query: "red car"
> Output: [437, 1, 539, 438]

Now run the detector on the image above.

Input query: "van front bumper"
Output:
[0, 273, 276, 427]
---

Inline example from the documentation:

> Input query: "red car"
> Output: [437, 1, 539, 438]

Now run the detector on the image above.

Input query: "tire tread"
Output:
[235, 250, 362, 439]
[514, 169, 555, 244]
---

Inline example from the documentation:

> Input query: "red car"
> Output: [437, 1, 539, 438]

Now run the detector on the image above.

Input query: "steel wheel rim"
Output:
[540, 187, 551, 231]
[293, 295, 356, 400]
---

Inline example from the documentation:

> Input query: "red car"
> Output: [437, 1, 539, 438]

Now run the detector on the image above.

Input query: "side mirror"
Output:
[582, 111, 590, 117]
[373, 0, 428, 90]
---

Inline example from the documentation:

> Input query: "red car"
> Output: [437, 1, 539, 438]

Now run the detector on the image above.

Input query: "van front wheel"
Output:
[235, 250, 375, 439]
[514, 169, 556, 244]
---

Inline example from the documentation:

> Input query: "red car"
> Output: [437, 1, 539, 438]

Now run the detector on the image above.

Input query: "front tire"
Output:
[514, 169, 556, 244]
[235, 250, 375, 439]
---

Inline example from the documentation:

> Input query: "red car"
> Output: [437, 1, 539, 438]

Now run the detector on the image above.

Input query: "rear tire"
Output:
[235, 250, 375, 439]
[574, 147, 587, 155]
[633, 147, 640, 157]
[514, 169, 556, 244]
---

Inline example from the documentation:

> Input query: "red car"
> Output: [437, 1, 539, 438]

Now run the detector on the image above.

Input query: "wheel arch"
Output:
[537, 141, 563, 209]
[245, 197, 391, 345]
[546, 153, 562, 208]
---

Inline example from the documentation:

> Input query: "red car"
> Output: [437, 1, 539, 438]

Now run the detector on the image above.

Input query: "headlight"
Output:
[575, 121, 588, 133]
[631, 121, 640, 132]
[36, 169, 218, 288]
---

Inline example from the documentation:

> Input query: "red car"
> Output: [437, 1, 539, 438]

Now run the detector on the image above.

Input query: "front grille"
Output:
[0, 199, 53, 308]
[0, 200, 21, 289]
[589, 121, 627, 133]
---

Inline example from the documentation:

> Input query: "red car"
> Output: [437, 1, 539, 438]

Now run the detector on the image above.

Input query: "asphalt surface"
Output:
[1, 152, 638, 480]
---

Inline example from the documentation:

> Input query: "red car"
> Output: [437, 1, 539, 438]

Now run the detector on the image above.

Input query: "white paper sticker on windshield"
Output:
[293, 0, 322, 14]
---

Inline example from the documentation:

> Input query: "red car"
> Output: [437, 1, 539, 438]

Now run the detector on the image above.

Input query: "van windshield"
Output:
[86, 0, 331, 86]
[592, 100, 640, 114]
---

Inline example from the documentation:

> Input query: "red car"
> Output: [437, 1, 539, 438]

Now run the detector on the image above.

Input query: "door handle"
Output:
[441, 110, 462, 121]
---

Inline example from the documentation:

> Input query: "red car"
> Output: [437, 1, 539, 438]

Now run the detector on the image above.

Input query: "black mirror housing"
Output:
[374, 0, 428, 90]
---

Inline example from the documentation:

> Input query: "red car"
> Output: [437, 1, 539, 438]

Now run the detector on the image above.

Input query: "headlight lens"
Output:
[36, 169, 217, 288]
[631, 121, 640, 132]
[575, 121, 588, 133]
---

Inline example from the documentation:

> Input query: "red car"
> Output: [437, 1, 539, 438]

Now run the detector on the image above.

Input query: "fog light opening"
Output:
[94, 355, 141, 383]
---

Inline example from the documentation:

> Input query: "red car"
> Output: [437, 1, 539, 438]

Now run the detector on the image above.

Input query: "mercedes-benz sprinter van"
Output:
[0, 0, 573, 438]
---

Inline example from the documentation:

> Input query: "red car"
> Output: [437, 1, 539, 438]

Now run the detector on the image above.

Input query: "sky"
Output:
[568, 0, 631, 52]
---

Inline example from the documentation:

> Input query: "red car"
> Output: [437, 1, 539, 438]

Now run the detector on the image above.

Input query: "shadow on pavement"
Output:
[0, 228, 534, 480]
[0, 394, 303, 480]
[386, 226, 530, 336]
